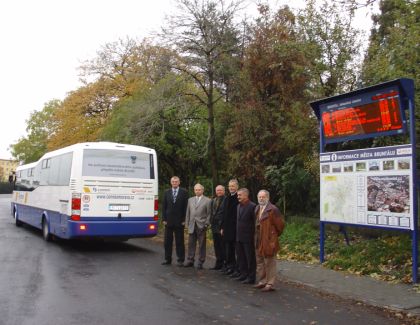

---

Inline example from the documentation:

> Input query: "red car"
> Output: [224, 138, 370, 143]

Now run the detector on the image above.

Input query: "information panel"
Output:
[320, 144, 413, 230]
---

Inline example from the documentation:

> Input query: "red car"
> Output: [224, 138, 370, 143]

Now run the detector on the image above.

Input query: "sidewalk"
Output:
[276, 259, 420, 317]
[158, 230, 420, 318]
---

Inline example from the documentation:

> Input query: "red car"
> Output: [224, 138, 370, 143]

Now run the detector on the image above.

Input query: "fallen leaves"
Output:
[278, 223, 419, 284]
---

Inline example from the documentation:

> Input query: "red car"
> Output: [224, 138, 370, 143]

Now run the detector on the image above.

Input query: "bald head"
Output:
[215, 185, 225, 197]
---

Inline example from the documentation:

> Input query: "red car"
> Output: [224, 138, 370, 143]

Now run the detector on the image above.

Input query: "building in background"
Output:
[0, 159, 19, 182]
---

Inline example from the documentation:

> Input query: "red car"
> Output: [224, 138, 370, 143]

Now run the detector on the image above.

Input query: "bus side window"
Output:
[57, 153, 73, 185]
[47, 153, 73, 186]
[42, 159, 51, 169]
[15, 170, 27, 191]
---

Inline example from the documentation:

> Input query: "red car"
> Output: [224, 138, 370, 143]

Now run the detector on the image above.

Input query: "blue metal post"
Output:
[408, 96, 418, 283]
[319, 120, 325, 264]
[320, 221, 325, 263]
[414, 227, 418, 283]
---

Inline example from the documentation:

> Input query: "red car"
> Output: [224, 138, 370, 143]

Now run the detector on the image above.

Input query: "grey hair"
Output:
[194, 183, 204, 190]
[238, 188, 249, 196]
[228, 179, 239, 186]
[257, 189, 270, 199]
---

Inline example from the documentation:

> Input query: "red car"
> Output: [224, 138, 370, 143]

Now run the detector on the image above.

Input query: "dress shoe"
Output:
[184, 262, 194, 267]
[196, 264, 203, 270]
[236, 276, 247, 281]
[230, 272, 241, 278]
[261, 284, 274, 292]
[176, 261, 184, 267]
[224, 269, 234, 275]
[253, 283, 266, 289]
[241, 278, 255, 284]
[161, 261, 171, 265]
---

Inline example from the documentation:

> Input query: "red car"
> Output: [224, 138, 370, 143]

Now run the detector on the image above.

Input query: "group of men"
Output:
[161, 176, 285, 292]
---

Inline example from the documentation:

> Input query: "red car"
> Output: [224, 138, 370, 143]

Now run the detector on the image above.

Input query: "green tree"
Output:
[80, 38, 175, 95]
[336, 0, 378, 10]
[225, 5, 317, 197]
[162, 0, 243, 186]
[361, 0, 419, 162]
[265, 157, 319, 218]
[48, 39, 175, 151]
[10, 100, 60, 163]
[362, 0, 419, 86]
[102, 74, 209, 187]
[79, 38, 162, 96]
[297, 0, 363, 97]
[47, 80, 117, 150]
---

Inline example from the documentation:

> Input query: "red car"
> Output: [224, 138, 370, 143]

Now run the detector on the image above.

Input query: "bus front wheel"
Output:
[42, 218, 51, 242]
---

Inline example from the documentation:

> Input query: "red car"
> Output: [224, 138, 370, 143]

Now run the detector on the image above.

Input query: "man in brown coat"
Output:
[254, 190, 285, 292]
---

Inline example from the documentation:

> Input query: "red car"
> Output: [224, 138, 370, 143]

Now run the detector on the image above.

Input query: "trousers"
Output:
[163, 225, 185, 262]
[236, 241, 256, 280]
[224, 240, 237, 270]
[256, 254, 277, 286]
[187, 225, 207, 265]
[212, 232, 225, 267]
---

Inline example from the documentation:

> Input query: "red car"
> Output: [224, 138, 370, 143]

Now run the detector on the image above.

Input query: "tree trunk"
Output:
[207, 73, 219, 188]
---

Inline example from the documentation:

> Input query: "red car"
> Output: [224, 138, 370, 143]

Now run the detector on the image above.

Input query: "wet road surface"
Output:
[0, 195, 403, 325]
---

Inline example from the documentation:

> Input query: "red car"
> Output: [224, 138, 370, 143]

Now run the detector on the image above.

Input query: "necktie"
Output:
[173, 189, 177, 203]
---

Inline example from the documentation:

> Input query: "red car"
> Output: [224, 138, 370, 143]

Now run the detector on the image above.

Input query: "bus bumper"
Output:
[67, 219, 158, 239]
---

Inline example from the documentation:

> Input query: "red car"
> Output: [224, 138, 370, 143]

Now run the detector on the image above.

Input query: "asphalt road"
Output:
[0, 195, 403, 325]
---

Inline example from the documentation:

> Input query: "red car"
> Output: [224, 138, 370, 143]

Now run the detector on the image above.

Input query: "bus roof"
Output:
[40, 142, 156, 160]
[16, 161, 37, 172]
[17, 142, 156, 168]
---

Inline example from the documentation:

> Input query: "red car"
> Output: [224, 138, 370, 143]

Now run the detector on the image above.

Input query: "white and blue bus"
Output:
[11, 142, 159, 241]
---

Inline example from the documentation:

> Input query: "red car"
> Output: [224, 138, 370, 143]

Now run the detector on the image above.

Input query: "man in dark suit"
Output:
[162, 176, 189, 266]
[220, 179, 239, 275]
[210, 185, 226, 270]
[235, 188, 256, 284]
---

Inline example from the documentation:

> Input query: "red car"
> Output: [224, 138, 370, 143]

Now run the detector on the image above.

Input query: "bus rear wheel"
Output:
[42, 218, 51, 242]
[14, 210, 22, 227]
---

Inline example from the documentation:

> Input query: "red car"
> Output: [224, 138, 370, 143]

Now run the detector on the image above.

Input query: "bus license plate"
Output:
[109, 204, 130, 212]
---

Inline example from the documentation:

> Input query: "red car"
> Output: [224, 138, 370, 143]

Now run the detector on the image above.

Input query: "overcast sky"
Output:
[0, 0, 376, 160]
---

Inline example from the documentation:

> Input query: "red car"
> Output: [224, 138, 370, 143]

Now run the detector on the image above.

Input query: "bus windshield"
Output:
[82, 149, 155, 179]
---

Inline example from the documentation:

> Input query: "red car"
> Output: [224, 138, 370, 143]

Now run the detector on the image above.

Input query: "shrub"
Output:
[0, 182, 13, 194]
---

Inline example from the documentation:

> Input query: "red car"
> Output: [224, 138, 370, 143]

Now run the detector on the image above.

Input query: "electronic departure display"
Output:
[322, 89, 404, 141]
[316, 86, 406, 144]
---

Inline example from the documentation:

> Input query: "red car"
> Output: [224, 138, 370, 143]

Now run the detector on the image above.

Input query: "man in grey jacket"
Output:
[184, 183, 212, 269]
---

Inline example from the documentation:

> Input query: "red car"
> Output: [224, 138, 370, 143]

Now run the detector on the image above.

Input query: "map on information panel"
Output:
[320, 145, 413, 230]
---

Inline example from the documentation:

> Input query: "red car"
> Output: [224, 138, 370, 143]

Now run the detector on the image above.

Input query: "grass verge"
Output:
[278, 221, 420, 285]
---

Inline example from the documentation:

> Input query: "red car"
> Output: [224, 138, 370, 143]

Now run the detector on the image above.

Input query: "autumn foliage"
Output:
[11, 0, 419, 217]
